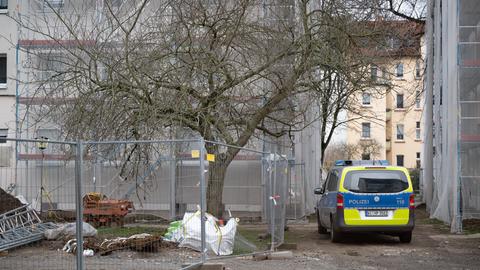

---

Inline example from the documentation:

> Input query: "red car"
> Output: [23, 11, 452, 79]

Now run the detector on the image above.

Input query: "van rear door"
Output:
[341, 169, 411, 220]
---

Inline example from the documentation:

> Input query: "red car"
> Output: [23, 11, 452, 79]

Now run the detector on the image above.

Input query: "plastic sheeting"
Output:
[424, 0, 480, 232]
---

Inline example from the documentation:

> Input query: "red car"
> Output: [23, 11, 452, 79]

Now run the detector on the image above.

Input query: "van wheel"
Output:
[330, 217, 342, 242]
[399, 231, 412, 243]
[317, 210, 328, 234]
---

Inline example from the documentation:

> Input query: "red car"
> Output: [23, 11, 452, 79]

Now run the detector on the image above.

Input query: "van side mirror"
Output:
[314, 187, 324, 195]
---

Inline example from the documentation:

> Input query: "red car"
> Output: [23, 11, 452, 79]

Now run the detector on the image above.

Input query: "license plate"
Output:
[365, 210, 389, 217]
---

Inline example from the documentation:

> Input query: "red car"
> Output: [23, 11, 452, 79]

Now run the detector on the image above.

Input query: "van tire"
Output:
[399, 231, 412, 243]
[317, 210, 328, 234]
[330, 217, 342, 242]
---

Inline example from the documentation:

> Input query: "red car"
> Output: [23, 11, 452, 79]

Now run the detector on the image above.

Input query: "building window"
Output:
[371, 66, 378, 81]
[0, 0, 7, 10]
[362, 123, 371, 138]
[396, 124, 404, 140]
[361, 153, 371, 160]
[44, 0, 64, 11]
[415, 90, 421, 109]
[362, 92, 371, 105]
[38, 53, 67, 81]
[396, 155, 404, 167]
[396, 94, 404, 109]
[415, 60, 421, 79]
[0, 54, 6, 87]
[0, 129, 7, 143]
[416, 121, 421, 140]
[416, 152, 421, 168]
[395, 63, 404, 78]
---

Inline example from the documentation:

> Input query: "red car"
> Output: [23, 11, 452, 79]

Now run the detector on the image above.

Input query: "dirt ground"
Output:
[221, 206, 480, 270]
[1, 206, 479, 270]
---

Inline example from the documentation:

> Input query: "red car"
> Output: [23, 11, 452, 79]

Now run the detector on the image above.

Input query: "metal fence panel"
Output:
[286, 162, 306, 220]
[0, 138, 78, 270]
[80, 140, 203, 270]
[0, 138, 287, 269]
[203, 141, 269, 258]
[269, 155, 288, 249]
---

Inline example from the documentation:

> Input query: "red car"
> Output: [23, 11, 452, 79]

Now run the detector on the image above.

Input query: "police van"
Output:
[314, 160, 415, 243]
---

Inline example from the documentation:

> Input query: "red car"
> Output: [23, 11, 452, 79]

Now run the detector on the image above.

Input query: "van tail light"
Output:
[409, 194, 415, 209]
[337, 193, 344, 209]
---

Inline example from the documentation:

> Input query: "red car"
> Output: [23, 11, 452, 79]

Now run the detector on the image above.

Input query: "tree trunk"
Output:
[206, 159, 228, 218]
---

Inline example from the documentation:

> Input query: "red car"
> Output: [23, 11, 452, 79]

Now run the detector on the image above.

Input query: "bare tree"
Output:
[323, 142, 360, 170]
[15, 0, 319, 217]
[358, 138, 383, 160]
[13, 0, 419, 217]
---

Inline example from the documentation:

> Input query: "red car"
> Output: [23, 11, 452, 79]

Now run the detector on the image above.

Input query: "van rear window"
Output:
[343, 170, 409, 193]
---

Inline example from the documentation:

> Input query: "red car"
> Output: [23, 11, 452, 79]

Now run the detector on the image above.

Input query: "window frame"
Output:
[415, 60, 422, 79]
[396, 124, 404, 140]
[361, 153, 371, 160]
[395, 63, 404, 78]
[361, 122, 371, 138]
[416, 121, 421, 140]
[0, 54, 6, 88]
[0, 128, 7, 143]
[43, 0, 64, 12]
[362, 92, 371, 106]
[415, 90, 421, 109]
[396, 94, 404, 109]
[396, 155, 404, 167]
[0, 0, 7, 11]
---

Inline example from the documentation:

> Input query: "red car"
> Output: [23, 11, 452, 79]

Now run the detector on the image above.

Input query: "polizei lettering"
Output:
[348, 199, 369, 204]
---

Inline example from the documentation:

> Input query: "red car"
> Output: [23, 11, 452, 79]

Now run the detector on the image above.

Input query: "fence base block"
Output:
[181, 263, 225, 270]
[252, 251, 294, 261]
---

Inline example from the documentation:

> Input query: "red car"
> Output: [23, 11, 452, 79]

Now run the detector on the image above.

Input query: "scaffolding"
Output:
[424, 0, 480, 232]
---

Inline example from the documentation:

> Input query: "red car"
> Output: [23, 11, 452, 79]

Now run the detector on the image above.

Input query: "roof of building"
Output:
[355, 20, 425, 58]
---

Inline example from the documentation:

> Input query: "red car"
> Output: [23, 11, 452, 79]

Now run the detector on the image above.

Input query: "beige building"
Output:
[346, 22, 424, 168]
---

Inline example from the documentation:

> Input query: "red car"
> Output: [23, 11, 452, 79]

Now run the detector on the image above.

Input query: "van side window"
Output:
[321, 173, 329, 191]
[327, 171, 339, 192]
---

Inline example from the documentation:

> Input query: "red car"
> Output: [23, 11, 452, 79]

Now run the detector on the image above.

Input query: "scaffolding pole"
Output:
[423, 0, 434, 212]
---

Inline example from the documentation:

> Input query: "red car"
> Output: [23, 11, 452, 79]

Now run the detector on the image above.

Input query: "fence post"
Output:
[199, 138, 207, 263]
[270, 154, 277, 251]
[75, 141, 84, 270]
[170, 141, 176, 220]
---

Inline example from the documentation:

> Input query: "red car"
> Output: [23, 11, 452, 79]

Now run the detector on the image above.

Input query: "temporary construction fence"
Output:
[0, 138, 289, 270]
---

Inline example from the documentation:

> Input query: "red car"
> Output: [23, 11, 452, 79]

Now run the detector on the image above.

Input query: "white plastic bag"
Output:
[177, 211, 238, 256]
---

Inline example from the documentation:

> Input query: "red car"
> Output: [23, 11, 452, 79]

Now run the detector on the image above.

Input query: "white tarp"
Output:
[44, 222, 97, 240]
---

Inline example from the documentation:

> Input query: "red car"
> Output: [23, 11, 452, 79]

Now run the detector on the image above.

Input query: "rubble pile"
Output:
[0, 188, 23, 214]
[61, 233, 175, 256]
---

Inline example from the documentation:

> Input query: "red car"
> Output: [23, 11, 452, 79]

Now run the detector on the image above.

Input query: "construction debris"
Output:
[252, 251, 294, 261]
[0, 188, 23, 214]
[165, 211, 239, 256]
[0, 204, 58, 251]
[62, 233, 169, 256]
[44, 222, 97, 240]
[83, 192, 134, 227]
